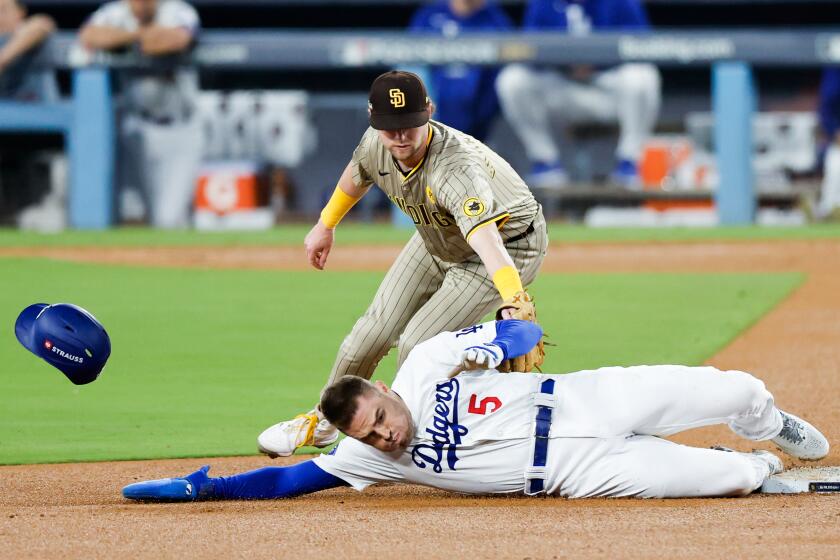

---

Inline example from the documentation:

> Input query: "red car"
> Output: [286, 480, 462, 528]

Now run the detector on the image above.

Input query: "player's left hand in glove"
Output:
[495, 290, 545, 373]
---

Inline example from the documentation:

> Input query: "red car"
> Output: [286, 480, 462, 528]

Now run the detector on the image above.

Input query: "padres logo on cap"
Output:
[463, 197, 486, 217]
[389, 88, 405, 108]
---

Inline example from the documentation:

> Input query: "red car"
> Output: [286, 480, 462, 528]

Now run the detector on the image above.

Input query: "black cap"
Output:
[368, 71, 430, 130]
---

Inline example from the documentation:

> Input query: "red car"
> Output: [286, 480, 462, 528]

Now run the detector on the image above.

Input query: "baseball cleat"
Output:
[257, 409, 339, 458]
[123, 465, 212, 501]
[750, 450, 784, 476]
[771, 410, 829, 461]
[611, 159, 642, 190]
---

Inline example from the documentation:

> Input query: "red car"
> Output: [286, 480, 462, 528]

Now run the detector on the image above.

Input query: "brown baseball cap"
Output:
[368, 70, 430, 130]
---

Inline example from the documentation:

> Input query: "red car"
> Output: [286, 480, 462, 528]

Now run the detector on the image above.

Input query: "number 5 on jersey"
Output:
[468, 394, 502, 415]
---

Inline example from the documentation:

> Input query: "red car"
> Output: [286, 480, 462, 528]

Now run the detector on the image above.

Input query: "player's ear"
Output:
[426, 101, 435, 119]
[373, 380, 389, 393]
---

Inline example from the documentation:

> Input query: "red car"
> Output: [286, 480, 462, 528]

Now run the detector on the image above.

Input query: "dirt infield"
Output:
[2, 239, 840, 559]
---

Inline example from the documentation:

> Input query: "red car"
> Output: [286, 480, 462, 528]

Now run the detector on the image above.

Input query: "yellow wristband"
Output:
[320, 186, 362, 229]
[492, 265, 524, 301]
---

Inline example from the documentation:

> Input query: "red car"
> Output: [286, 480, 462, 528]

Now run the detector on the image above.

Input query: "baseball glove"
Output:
[495, 290, 545, 373]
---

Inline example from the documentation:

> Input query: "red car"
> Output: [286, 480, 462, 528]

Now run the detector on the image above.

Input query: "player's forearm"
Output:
[467, 225, 523, 300]
[210, 460, 346, 500]
[79, 25, 139, 51]
[319, 162, 367, 229]
[138, 25, 193, 56]
[0, 15, 55, 70]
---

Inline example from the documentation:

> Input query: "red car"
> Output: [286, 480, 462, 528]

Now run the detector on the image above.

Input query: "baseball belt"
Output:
[524, 378, 556, 496]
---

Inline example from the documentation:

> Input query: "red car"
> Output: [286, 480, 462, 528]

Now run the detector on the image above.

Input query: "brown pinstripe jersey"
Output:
[350, 120, 540, 263]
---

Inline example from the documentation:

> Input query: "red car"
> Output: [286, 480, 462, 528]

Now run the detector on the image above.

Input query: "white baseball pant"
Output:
[544, 365, 784, 498]
[121, 114, 204, 229]
[820, 143, 840, 218]
[496, 63, 661, 163]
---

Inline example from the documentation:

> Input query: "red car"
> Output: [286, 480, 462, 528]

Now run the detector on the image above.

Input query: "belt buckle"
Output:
[531, 392, 555, 409]
[524, 466, 546, 480]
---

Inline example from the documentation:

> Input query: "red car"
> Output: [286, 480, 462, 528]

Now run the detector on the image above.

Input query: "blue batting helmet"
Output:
[15, 303, 111, 385]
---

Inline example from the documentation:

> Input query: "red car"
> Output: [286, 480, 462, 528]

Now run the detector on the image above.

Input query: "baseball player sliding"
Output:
[124, 320, 829, 501]
[257, 70, 548, 458]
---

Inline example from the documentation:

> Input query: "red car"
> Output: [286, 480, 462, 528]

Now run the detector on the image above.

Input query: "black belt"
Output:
[505, 221, 536, 245]
[525, 378, 555, 495]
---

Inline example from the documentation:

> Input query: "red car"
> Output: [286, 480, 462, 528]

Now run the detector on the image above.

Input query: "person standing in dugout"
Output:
[257, 70, 549, 458]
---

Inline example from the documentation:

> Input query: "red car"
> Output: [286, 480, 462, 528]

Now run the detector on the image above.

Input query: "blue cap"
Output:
[15, 303, 111, 385]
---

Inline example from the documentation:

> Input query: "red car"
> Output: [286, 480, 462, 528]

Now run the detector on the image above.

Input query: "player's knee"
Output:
[341, 315, 396, 361]
[619, 64, 661, 99]
[724, 369, 774, 410]
[496, 64, 533, 103]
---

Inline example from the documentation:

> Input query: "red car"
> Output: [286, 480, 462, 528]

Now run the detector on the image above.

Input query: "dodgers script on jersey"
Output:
[350, 121, 540, 262]
[314, 321, 545, 494]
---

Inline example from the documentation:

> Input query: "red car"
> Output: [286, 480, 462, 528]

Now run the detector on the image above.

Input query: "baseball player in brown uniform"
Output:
[258, 70, 548, 457]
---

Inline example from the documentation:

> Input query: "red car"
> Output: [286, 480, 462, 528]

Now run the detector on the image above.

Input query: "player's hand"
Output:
[304, 221, 334, 270]
[458, 344, 503, 373]
[499, 308, 515, 320]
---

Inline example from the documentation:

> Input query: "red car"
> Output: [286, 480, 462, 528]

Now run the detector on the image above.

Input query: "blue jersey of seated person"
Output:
[523, 0, 649, 32]
[819, 68, 840, 141]
[409, 1, 512, 141]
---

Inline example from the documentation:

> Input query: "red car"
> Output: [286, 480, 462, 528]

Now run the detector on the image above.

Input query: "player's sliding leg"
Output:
[548, 435, 781, 498]
[122, 461, 345, 502]
[258, 234, 443, 457]
[555, 365, 828, 461]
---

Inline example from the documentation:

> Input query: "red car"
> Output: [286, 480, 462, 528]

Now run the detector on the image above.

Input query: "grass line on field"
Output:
[1, 223, 840, 248]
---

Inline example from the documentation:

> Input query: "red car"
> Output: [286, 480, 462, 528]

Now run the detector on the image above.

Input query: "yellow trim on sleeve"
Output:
[492, 265, 524, 301]
[320, 185, 363, 228]
[465, 212, 510, 242]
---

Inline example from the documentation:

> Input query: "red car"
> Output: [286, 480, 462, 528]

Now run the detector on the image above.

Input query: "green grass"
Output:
[1, 222, 839, 247]
[0, 258, 802, 464]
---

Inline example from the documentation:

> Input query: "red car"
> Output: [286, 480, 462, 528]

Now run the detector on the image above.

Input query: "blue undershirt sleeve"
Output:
[491, 319, 543, 360]
[211, 459, 347, 500]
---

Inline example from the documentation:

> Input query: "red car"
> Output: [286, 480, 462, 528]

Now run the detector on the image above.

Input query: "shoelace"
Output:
[777, 415, 806, 444]
[291, 413, 319, 449]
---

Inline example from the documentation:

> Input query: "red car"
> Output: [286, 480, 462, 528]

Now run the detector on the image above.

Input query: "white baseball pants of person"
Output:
[121, 114, 204, 229]
[496, 63, 661, 164]
[819, 143, 840, 218]
[542, 365, 784, 498]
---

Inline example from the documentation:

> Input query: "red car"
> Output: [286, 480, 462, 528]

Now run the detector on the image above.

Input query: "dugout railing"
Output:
[6, 28, 839, 228]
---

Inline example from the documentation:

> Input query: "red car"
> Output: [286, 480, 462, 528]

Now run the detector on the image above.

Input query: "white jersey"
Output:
[88, 0, 200, 120]
[313, 321, 788, 499]
[315, 321, 544, 495]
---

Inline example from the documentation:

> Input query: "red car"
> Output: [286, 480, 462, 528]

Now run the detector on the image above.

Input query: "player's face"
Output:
[378, 123, 429, 166]
[128, 0, 158, 24]
[344, 381, 415, 453]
